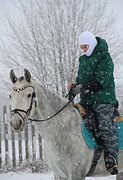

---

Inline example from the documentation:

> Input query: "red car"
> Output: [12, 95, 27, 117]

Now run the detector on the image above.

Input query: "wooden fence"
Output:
[0, 106, 43, 171]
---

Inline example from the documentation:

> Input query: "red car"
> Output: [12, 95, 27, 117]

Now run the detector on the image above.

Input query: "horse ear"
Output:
[24, 69, 31, 83]
[10, 69, 18, 84]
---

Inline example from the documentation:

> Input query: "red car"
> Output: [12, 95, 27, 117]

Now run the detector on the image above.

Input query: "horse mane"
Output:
[33, 82, 69, 114]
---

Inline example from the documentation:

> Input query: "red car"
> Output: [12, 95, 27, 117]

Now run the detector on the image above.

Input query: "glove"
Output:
[69, 85, 82, 97]
[69, 80, 102, 100]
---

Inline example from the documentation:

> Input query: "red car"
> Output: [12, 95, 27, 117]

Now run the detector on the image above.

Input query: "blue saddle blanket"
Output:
[81, 120, 123, 149]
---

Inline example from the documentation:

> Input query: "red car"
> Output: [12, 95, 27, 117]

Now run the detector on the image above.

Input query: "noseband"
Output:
[11, 85, 37, 124]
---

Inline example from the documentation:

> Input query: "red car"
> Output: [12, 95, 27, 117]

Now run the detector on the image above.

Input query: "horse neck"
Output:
[35, 84, 67, 121]
[33, 84, 71, 139]
[34, 84, 84, 146]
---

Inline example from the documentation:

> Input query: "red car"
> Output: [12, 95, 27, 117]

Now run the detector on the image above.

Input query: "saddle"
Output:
[73, 103, 86, 116]
[74, 103, 123, 145]
[74, 103, 123, 123]
[74, 103, 102, 146]
[116, 115, 123, 123]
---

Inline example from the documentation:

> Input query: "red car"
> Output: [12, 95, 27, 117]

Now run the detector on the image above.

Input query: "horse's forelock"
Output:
[19, 76, 24, 82]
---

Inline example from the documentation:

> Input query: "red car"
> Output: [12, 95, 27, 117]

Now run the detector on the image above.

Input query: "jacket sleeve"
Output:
[82, 80, 103, 92]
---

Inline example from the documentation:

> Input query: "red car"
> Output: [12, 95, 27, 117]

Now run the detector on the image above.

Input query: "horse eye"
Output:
[27, 94, 31, 98]
[9, 95, 11, 99]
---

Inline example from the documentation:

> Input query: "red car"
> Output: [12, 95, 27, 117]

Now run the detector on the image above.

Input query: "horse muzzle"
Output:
[10, 114, 25, 133]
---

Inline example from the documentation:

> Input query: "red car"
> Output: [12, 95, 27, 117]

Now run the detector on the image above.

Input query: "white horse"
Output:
[9, 69, 123, 180]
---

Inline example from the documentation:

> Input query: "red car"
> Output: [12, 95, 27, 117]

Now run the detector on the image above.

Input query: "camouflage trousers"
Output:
[92, 104, 119, 162]
[84, 103, 119, 162]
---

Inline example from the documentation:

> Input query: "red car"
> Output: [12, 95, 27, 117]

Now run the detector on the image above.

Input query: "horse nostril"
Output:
[19, 120, 23, 125]
[10, 121, 12, 126]
[10, 118, 23, 131]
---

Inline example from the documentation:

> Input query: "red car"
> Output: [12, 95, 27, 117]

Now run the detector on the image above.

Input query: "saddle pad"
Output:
[81, 120, 123, 149]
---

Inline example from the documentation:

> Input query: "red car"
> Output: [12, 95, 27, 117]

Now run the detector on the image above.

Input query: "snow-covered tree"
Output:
[0, 0, 123, 97]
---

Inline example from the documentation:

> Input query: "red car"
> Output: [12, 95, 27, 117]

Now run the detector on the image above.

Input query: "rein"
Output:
[28, 96, 74, 123]
[11, 85, 75, 124]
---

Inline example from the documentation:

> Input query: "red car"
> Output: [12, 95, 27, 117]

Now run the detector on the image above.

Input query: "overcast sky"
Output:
[108, 0, 123, 36]
[0, 0, 123, 39]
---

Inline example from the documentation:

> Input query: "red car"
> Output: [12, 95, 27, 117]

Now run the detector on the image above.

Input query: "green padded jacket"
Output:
[76, 37, 117, 105]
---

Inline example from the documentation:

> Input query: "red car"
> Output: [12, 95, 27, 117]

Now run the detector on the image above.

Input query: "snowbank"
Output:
[0, 171, 116, 180]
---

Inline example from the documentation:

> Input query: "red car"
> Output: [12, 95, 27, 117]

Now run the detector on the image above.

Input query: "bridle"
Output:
[11, 85, 75, 124]
[11, 85, 37, 124]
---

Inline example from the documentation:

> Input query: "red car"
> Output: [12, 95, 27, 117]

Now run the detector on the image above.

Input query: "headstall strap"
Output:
[12, 85, 36, 123]
[13, 85, 30, 92]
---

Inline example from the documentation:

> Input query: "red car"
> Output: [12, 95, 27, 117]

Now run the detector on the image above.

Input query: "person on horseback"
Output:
[69, 31, 119, 175]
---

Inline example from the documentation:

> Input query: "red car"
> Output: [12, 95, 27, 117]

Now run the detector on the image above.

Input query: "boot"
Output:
[105, 154, 118, 175]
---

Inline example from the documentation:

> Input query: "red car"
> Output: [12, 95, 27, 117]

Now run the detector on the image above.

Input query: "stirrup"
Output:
[105, 154, 118, 174]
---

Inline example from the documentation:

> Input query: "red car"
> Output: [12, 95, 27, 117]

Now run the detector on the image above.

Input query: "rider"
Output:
[69, 31, 119, 175]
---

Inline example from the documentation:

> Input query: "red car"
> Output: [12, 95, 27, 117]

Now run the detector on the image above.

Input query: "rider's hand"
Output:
[68, 83, 76, 88]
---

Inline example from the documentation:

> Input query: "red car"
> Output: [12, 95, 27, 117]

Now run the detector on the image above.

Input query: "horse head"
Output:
[10, 69, 37, 132]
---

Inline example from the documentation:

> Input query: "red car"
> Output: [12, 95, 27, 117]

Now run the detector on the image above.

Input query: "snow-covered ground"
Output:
[0, 171, 116, 180]
[0, 172, 54, 180]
